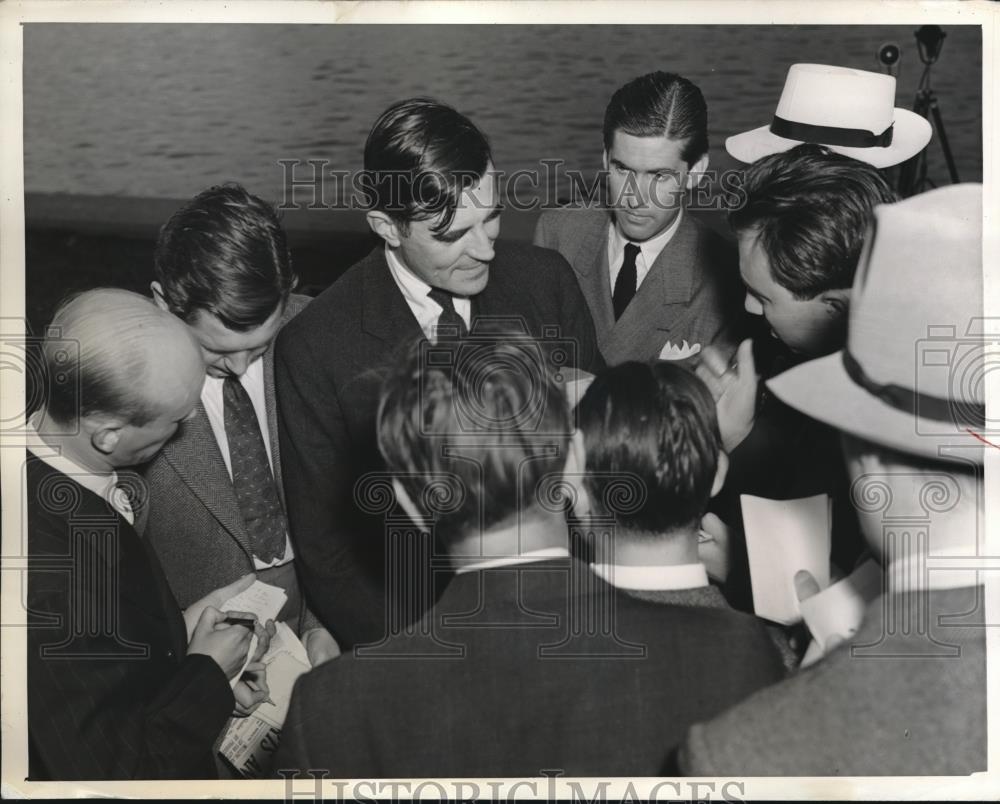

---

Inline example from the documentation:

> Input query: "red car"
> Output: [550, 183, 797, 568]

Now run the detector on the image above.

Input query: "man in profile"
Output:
[26, 289, 264, 779]
[276, 98, 603, 647]
[535, 71, 744, 365]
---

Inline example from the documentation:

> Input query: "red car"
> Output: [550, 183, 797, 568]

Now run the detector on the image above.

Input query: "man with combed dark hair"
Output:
[534, 71, 744, 366]
[144, 183, 337, 666]
[680, 183, 985, 776]
[273, 340, 782, 778]
[696, 145, 899, 603]
[26, 289, 267, 779]
[275, 98, 602, 647]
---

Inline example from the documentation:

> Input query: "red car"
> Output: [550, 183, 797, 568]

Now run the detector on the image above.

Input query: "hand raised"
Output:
[187, 606, 255, 680]
[695, 338, 758, 452]
[182, 573, 256, 641]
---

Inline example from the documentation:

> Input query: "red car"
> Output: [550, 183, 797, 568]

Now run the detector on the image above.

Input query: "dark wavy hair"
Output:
[578, 361, 720, 535]
[361, 98, 493, 234]
[153, 183, 296, 331]
[729, 144, 898, 299]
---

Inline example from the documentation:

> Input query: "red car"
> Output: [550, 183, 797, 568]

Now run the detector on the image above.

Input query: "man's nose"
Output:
[469, 222, 497, 262]
[744, 293, 764, 316]
[224, 352, 253, 377]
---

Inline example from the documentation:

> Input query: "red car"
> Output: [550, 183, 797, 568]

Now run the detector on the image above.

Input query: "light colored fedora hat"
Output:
[727, 64, 933, 168]
[767, 183, 985, 464]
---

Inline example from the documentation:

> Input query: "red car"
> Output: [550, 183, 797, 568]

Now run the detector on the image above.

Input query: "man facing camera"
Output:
[535, 71, 744, 365]
[26, 289, 267, 779]
[143, 184, 337, 665]
[274, 338, 782, 778]
[680, 183, 986, 775]
[276, 98, 603, 648]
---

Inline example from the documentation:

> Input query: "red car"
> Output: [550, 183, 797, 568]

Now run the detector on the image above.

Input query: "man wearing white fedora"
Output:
[678, 183, 986, 775]
[726, 63, 932, 168]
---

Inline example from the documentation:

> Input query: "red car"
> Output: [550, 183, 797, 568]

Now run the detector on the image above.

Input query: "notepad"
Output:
[741, 494, 831, 625]
[221, 579, 287, 689]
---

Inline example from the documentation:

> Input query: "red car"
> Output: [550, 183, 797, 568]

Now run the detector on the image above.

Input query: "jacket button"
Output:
[166, 649, 175, 659]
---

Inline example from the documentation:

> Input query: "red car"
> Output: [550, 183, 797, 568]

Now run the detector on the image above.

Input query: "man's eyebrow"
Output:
[609, 157, 679, 175]
[433, 203, 502, 242]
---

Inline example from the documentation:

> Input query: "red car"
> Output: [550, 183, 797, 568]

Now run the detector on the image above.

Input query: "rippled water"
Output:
[24, 24, 982, 202]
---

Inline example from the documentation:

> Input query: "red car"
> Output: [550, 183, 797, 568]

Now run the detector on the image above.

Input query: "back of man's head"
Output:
[578, 362, 720, 536]
[603, 71, 708, 165]
[362, 98, 493, 234]
[377, 338, 572, 548]
[729, 144, 897, 299]
[153, 183, 295, 331]
[44, 288, 203, 431]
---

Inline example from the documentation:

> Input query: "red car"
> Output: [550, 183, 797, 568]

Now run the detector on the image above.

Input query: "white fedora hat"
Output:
[767, 183, 985, 464]
[726, 64, 933, 169]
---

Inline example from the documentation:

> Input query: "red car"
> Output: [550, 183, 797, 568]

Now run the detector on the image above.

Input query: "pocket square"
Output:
[658, 339, 702, 361]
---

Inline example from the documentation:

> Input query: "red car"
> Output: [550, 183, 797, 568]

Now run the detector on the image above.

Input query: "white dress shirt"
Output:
[453, 546, 571, 575]
[607, 207, 684, 294]
[201, 358, 294, 570]
[25, 420, 133, 524]
[386, 247, 472, 342]
[589, 561, 709, 591]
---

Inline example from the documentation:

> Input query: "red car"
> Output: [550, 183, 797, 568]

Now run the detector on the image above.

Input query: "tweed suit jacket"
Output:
[272, 557, 785, 778]
[142, 294, 311, 615]
[275, 243, 604, 648]
[534, 206, 745, 366]
[679, 584, 987, 775]
[26, 453, 233, 780]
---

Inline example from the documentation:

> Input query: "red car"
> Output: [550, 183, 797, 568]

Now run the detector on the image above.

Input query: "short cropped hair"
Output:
[602, 71, 709, 165]
[729, 144, 898, 299]
[578, 362, 720, 535]
[362, 98, 493, 234]
[153, 183, 295, 331]
[44, 288, 189, 427]
[377, 338, 572, 548]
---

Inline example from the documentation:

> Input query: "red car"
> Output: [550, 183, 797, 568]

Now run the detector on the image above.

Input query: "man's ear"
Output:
[820, 288, 851, 317]
[392, 478, 424, 526]
[686, 153, 710, 190]
[89, 421, 122, 456]
[150, 281, 169, 312]
[710, 450, 729, 499]
[563, 429, 591, 518]
[602, 149, 610, 172]
[367, 211, 403, 248]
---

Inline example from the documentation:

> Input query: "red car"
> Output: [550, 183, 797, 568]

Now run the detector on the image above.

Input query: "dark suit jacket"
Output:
[142, 295, 316, 629]
[26, 453, 233, 780]
[680, 585, 987, 775]
[275, 243, 604, 647]
[534, 207, 744, 365]
[272, 557, 785, 778]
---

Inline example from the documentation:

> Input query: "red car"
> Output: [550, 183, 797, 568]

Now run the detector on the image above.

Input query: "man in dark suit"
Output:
[534, 71, 744, 366]
[272, 339, 783, 778]
[26, 289, 261, 779]
[142, 184, 337, 665]
[680, 183, 986, 775]
[276, 98, 603, 648]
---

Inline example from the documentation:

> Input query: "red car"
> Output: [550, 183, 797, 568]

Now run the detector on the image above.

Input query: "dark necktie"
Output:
[223, 376, 287, 564]
[612, 242, 641, 321]
[427, 287, 468, 340]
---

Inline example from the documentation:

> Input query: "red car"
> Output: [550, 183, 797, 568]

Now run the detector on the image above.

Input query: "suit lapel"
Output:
[361, 248, 425, 348]
[160, 402, 254, 557]
[605, 212, 700, 360]
[574, 217, 616, 338]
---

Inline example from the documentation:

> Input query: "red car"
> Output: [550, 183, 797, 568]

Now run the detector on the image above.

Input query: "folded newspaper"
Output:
[218, 619, 312, 777]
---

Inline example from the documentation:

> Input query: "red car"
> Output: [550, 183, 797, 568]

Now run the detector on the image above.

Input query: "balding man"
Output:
[25, 289, 266, 780]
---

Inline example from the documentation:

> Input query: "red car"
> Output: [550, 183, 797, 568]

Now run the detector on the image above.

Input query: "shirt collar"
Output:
[453, 546, 571, 575]
[385, 246, 433, 308]
[608, 206, 684, 267]
[24, 418, 129, 520]
[589, 561, 709, 591]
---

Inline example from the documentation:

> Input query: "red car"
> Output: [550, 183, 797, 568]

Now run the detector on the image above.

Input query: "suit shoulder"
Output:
[277, 254, 372, 347]
[494, 240, 573, 275]
[536, 206, 607, 239]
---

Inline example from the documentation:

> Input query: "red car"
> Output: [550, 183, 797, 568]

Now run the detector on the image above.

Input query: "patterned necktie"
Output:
[427, 287, 468, 340]
[612, 242, 641, 320]
[223, 376, 287, 564]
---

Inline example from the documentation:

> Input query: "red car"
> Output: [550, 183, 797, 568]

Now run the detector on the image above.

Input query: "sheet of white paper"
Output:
[800, 558, 882, 649]
[221, 580, 288, 689]
[560, 368, 595, 410]
[741, 493, 832, 625]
